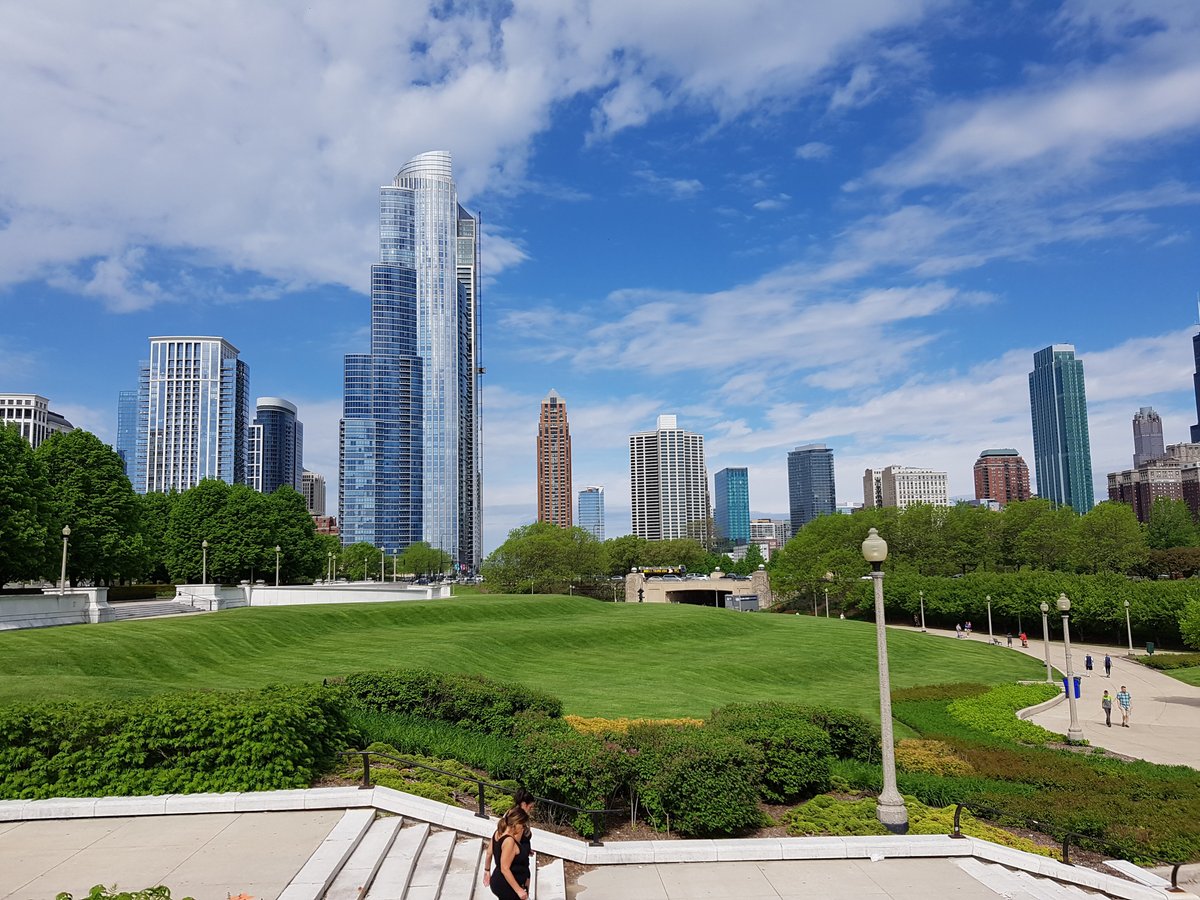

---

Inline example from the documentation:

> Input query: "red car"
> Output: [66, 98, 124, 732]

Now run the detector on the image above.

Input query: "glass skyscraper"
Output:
[384, 151, 482, 572]
[714, 467, 750, 544]
[134, 336, 249, 493]
[578, 486, 605, 541]
[788, 444, 836, 533]
[116, 389, 138, 483]
[249, 397, 303, 494]
[1029, 344, 1094, 511]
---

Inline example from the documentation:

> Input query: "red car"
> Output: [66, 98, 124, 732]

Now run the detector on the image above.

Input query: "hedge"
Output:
[946, 683, 1063, 746]
[709, 701, 879, 763]
[625, 724, 764, 836]
[332, 668, 563, 735]
[0, 685, 349, 799]
[707, 703, 833, 801]
[511, 728, 629, 837]
[1138, 652, 1200, 670]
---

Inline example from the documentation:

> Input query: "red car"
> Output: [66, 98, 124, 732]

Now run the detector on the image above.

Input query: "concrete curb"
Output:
[0, 788, 1179, 899]
[1017, 690, 1066, 720]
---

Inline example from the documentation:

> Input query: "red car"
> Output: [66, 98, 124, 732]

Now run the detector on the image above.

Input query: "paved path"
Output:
[890, 624, 1200, 768]
[0, 810, 344, 900]
[573, 858, 1013, 900]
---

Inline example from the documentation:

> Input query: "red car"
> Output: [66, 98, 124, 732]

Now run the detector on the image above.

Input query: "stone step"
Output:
[364, 821, 430, 899]
[536, 858, 566, 900]
[324, 815, 403, 900]
[436, 837, 485, 900]
[469, 840, 493, 900]
[279, 808, 376, 900]
[109, 601, 202, 620]
[1102, 859, 1172, 888]
[956, 858, 1065, 899]
[404, 828, 457, 900]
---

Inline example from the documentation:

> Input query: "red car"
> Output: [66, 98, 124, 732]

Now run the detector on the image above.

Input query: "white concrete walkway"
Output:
[891, 624, 1200, 768]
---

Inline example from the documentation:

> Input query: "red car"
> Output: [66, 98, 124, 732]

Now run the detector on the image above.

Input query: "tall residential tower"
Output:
[973, 449, 1030, 506]
[1133, 407, 1164, 467]
[578, 486, 605, 541]
[536, 390, 572, 527]
[249, 397, 303, 494]
[787, 444, 836, 534]
[1029, 344, 1094, 511]
[713, 467, 750, 544]
[629, 415, 710, 542]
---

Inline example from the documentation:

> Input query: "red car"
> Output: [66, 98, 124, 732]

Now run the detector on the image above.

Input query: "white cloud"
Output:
[753, 193, 791, 211]
[795, 142, 833, 160]
[829, 64, 876, 110]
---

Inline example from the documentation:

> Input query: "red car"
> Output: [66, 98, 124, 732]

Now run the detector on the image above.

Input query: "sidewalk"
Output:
[890, 623, 1200, 768]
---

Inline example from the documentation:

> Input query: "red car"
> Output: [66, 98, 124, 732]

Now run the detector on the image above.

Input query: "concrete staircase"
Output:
[108, 599, 205, 620]
[280, 809, 567, 900]
[957, 858, 1104, 898]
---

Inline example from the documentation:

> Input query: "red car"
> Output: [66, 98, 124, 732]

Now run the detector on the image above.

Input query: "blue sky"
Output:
[2, 0, 1198, 553]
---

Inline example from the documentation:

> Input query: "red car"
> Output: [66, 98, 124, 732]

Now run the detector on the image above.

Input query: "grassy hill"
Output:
[0, 594, 1043, 719]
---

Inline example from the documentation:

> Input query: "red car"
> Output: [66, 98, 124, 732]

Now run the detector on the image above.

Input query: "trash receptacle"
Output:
[1062, 677, 1069, 696]
[1146, 641, 1154, 655]
[1073, 675, 1081, 698]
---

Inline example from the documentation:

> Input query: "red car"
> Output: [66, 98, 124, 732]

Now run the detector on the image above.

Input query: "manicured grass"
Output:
[1167, 666, 1200, 687]
[0, 595, 1043, 720]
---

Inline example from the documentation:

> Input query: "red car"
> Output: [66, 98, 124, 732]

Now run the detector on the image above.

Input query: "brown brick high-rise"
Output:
[537, 389, 573, 527]
[973, 449, 1031, 507]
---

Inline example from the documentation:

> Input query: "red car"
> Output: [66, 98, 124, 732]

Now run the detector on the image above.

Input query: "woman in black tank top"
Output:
[488, 790, 536, 900]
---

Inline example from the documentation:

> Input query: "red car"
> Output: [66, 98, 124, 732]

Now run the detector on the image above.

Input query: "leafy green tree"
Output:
[1015, 506, 1078, 571]
[603, 534, 648, 577]
[398, 541, 453, 577]
[1147, 547, 1200, 578]
[340, 541, 384, 581]
[35, 429, 144, 585]
[262, 486, 327, 582]
[482, 521, 605, 593]
[892, 503, 948, 575]
[641, 538, 710, 572]
[0, 423, 56, 585]
[1075, 502, 1147, 573]
[1146, 498, 1198, 550]
[165, 478, 231, 581]
[997, 499, 1054, 570]
[137, 491, 179, 582]
[944, 504, 996, 574]
[1181, 599, 1200, 650]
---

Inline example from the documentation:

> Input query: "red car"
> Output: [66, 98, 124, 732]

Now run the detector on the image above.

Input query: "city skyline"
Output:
[4, 3, 1199, 552]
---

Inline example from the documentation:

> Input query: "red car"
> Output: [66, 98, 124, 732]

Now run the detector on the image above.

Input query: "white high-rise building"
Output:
[629, 414, 710, 542]
[863, 465, 950, 509]
[302, 470, 327, 516]
[0, 394, 73, 448]
[136, 336, 249, 493]
[578, 486, 605, 540]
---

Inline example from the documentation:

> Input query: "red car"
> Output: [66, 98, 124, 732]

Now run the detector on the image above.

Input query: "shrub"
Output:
[947, 683, 1063, 745]
[0, 685, 350, 799]
[334, 669, 562, 735]
[783, 795, 1057, 858]
[709, 701, 879, 763]
[625, 724, 764, 836]
[1139, 651, 1200, 670]
[56, 887, 193, 900]
[1182, 600, 1200, 650]
[343, 709, 515, 775]
[343, 742, 514, 812]
[892, 683, 990, 703]
[565, 715, 703, 737]
[512, 729, 629, 837]
[895, 739, 974, 777]
[707, 703, 832, 801]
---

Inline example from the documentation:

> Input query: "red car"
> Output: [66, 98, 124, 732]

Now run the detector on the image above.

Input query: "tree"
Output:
[603, 534, 648, 577]
[0, 423, 56, 585]
[1146, 498, 1198, 550]
[35, 430, 143, 585]
[261, 486, 327, 582]
[165, 479, 232, 582]
[1181, 599, 1200, 650]
[1075, 502, 1147, 573]
[1015, 506, 1078, 571]
[398, 541, 453, 577]
[482, 522, 605, 593]
[1147, 547, 1200, 578]
[998, 499, 1054, 570]
[137, 491, 179, 582]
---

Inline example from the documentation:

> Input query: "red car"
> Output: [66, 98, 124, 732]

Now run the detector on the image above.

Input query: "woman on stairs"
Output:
[488, 790, 535, 900]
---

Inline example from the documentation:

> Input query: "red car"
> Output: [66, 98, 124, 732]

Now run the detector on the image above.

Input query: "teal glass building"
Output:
[1028, 344, 1094, 511]
[714, 467, 750, 544]
[788, 444, 836, 533]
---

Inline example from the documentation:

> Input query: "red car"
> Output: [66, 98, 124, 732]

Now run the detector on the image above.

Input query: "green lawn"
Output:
[0, 594, 1043, 720]
[1167, 666, 1200, 687]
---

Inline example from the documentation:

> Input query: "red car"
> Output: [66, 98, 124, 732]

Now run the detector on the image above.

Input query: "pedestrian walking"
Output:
[1101, 690, 1113, 727]
[955, 624, 963, 639]
[1085, 654, 1093, 672]
[1116, 686, 1132, 727]
[1006, 631, 1013, 647]
[1019, 631, 1028, 648]
[965, 620, 972, 637]
[1104, 654, 1112, 677]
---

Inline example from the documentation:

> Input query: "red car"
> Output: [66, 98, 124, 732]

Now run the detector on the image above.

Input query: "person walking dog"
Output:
[1116, 686, 1132, 727]
[1101, 690, 1113, 727]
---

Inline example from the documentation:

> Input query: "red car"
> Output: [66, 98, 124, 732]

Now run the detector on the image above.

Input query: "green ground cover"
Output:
[1167, 666, 1200, 686]
[0, 594, 1042, 718]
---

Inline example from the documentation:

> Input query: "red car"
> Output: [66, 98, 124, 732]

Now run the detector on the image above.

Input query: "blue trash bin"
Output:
[1062, 677, 1069, 696]
[1073, 675, 1081, 699]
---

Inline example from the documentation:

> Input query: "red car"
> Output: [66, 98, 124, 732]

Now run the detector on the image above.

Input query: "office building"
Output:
[864, 465, 949, 508]
[714, 467, 750, 543]
[339, 206, 424, 551]
[578, 486, 605, 541]
[0, 394, 73, 449]
[1132, 407, 1165, 467]
[788, 444, 836, 533]
[1108, 459, 1187, 523]
[1191, 327, 1200, 443]
[973, 449, 1031, 507]
[749, 518, 790, 557]
[389, 151, 482, 572]
[249, 397, 303, 494]
[536, 390, 572, 527]
[302, 470, 327, 516]
[862, 469, 884, 508]
[630, 414, 710, 542]
[115, 390, 138, 481]
[135, 337, 249, 493]
[835, 501, 861, 515]
[1029, 344, 1095, 511]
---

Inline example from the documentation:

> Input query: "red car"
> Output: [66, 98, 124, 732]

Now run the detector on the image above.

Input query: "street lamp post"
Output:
[1124, 599, 1133, 655]
[380, 550, 385, 583]
[1058, 593, 1084, 743]
[986, 594, 993, 644]
[824, 587, 829, 618]
[1040, 601, 1053, 683]
[860, 527, 908, 833]
[918, 589, 926, 632]
[59, 528, 70, 592]
[327, 551, 333, 582]
[202, 539, 209, 585]
[392, 549, 398, 583]
[275, 545, 282, 586]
